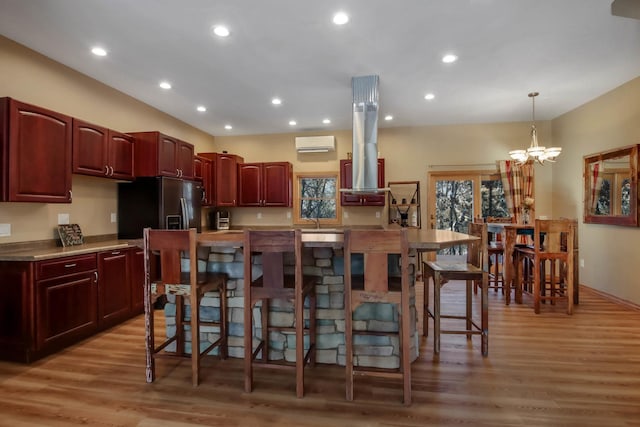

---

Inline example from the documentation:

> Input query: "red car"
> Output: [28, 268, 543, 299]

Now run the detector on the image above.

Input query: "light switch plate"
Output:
[0, 223, 11, 237]
[110, 212, 117, 223]
[58, 213, 70, 225]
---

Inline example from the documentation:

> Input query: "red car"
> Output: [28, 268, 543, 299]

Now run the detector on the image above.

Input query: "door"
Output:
[428, 171, 506, 256]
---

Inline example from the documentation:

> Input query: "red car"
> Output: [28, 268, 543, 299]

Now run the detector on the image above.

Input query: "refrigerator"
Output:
[117, 177, 203, 239]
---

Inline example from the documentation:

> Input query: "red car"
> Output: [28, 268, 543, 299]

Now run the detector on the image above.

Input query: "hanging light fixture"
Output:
[509, 92, 561, 164]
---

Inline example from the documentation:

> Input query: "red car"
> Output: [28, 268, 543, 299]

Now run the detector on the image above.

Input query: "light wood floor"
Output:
[1, 283, 639, 426]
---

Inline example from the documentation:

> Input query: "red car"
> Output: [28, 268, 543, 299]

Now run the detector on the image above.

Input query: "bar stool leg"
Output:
[433, 272, 441, 358]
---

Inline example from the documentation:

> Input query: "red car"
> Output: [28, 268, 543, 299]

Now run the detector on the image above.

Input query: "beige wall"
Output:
[552, 76, 640, 304]
[215, 122, 554, 229]
[0, 36, 216, 243]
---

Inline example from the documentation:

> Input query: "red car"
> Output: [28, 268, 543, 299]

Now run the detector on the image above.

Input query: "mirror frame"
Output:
[583, 144, 639, 226]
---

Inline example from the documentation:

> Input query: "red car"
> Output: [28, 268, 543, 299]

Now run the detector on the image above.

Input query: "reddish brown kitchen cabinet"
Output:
[0, 97, 72, 203]
[194, 155, 215, 206]
[72, 119, 134, 180]
[339, 158, 385, 206]
[199, 152, 244, 207]
[238, 162, 292, 207]
[97, 249, 131, 329]
[129, 131, 194, 179]
[129, 247, 145, 315]
[35, 254, 98, 356]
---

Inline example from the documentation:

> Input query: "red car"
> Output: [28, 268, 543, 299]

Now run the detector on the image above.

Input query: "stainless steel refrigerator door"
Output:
[182, 179, 202, 231]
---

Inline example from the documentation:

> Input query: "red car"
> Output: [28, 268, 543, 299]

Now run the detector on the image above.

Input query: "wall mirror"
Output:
[584, 144, 639, 226]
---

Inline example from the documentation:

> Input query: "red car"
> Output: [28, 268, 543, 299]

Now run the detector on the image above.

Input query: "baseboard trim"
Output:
[580, 284, 640, 312]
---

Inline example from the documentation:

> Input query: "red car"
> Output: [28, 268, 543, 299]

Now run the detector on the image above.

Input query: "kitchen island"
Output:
[161, 227, 477, 369]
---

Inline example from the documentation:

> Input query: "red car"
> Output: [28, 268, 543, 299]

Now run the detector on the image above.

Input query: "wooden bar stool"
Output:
[343, 228, 412, 406]
[423, 222, 489, 359]
[513, 219, 575, 314]
[485, 216, 515, 295]
[143, 228, 228, 386]
[243, 229, 317, 398]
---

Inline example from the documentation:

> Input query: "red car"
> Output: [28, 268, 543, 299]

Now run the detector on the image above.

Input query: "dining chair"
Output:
[343, 228, 412, 406]
[422, 222, 489, 359]
[143, 228, 228, 386]
[513, 219, 575, 314]
[243, 229, 317, 398]
[483, 216, 515, 296]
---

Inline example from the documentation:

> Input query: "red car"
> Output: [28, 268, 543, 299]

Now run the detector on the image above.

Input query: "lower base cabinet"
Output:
[0, 247, 143, 363]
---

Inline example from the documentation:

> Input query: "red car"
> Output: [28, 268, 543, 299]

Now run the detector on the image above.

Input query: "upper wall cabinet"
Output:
[0, 97, 72, 203]
[72, 119, 134, 180]
[238, 162, 292, 207]
[584, 144, 639, 227]
[199, 152, 244, 207]
[129, 131, 194, 179]
[339, 158, 385, 206]
[194, 155, 215, 206]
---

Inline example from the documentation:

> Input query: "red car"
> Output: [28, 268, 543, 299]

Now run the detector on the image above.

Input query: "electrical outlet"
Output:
[375, 211, 381, 218]
[343, 211, 349, 219]
[286, 211, 291, 219]
[580, 259, 585, 268]
[0, 223, 11, 237]
[110, 212, 117, 223]
[257, 212, 262, 219]
[58, 213, 70, 225]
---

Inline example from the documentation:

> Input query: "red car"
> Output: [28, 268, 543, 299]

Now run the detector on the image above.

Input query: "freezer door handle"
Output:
[180, 197, 189, 229]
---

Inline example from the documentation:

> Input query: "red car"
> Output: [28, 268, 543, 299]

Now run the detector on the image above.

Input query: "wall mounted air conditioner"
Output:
[295, 135, 335, 153]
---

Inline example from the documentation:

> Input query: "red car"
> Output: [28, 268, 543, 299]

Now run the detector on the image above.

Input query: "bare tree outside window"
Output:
[294, 172, 341, 225]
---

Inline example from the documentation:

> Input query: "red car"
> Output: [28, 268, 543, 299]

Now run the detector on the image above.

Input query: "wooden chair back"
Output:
[344, 228, 409, 294]
[243, 229, 301, 290]
[144, 228, 197, 288]
[467, 222, 489, 272]
[534, 219, 574, 257]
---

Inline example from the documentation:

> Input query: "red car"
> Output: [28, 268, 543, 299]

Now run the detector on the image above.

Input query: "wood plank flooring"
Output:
[1, 283, 639, 426]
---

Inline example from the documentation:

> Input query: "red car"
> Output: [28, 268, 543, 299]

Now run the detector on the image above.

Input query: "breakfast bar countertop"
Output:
[198, 227, 478, 251]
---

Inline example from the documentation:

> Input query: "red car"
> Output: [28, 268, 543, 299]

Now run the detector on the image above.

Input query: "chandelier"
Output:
[509, 92, 561, 164]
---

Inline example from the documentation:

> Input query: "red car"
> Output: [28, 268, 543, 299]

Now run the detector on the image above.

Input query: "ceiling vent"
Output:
[295, 135, 336, 153]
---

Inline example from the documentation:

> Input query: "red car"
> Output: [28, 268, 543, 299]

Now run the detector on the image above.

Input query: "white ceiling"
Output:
[1, 0, 640, 136]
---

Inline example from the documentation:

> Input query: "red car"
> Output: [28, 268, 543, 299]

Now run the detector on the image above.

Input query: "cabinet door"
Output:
[339, 158, 385, 206]
[98, 250, 131, 329]
[108, 131, 134, 180]
[73, 119, 109, 177]
[216, 154, 240, 206]
[158, 135, 179, 177]
[36, 272, 98, 351]
[2, 98, 72, 203]
[238, 163, 262, 206]
[339, 160, 361, 206]
[129, 248, 145, 315]
[263, 162, 292, 207]
[177, 141, 194, 179]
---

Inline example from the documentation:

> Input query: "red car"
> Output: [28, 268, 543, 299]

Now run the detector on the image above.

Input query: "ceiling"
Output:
[1, 0, 640, 136]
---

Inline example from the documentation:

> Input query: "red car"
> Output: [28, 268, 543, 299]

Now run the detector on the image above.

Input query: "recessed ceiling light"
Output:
[212, 25, 230, 37]
[197, 106, 207, 112]
[424, 93, 435, 100]
[322, 118, 331, 124]
[271, 97, 282, 105]
[289, 120, 297, 126]
[159, 81, 172, 90]
[384, 115, 393, 121]
[442, 54, 458, 63]
[91, 47, 107, 57]
[224, 124, 233, 130]
[333, 12, 349, 25]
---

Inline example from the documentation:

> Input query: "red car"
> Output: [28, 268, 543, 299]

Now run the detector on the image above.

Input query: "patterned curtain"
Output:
[498, 160, 534, 224]
[589, 161, 604, 214]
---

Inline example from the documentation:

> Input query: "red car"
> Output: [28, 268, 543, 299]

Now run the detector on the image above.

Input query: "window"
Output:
[293, 172, 341, 226]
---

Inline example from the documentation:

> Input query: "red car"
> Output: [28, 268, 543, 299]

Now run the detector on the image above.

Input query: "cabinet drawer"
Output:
[36, 254, 97, 280]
